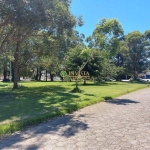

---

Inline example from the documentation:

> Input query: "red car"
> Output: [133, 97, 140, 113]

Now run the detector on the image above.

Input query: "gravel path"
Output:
[0, 88, 150, 150]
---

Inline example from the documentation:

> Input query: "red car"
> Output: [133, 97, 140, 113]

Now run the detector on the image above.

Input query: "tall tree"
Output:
[85, 18, 124, 80]
[0, 0, 79, 88]
[92, 18, 124, 55]
[125, 31, 146, 79]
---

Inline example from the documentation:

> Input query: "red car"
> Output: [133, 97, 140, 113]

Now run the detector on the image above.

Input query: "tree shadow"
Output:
[84, 93, 95, 96]
[105, 98, 140, 105]
[82, 82, 126, 86]
[0, 84, 8, 87]
[0, 114, 89, 149]
[0, 85, 81, 123]
[103, 96, 113, 100]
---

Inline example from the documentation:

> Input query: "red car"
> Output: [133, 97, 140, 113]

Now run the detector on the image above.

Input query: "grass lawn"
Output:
[0, 81, 147, 138]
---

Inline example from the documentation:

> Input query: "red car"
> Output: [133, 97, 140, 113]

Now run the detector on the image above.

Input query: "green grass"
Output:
[0, 81, 147, 138]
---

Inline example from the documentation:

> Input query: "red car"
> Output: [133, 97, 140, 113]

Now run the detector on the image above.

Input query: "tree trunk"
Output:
[133, 57, 137, 80]
[38, 71, 42, 81]
[46, 69, 47, 81]
[97, 76, 101, 82]
[18, 67, 21, 81]
[116, 74, 121, 81]
[50, 71, 53, 81]
[76, 79, 78, 89]
[34, 68, 39, 81]
[13, 41, 20, 89]
[12, 62, 14, 81]
[9, 61, 12, 82]
[3, 58, 9, 82]
[83, 79, 86, 84]
[134, 66, 137, 80]
[3, 65, 7, 81]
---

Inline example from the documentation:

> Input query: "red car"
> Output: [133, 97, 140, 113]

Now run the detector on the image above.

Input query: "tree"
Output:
[67, 46, 93, 91]
[0, 0, 80, 88]
[112, 40, 129, 81]
[85, 18, 124, 80]
[144, 30, 150, 62]
[92, 18, 124, 55]
[125, 31, 146, 79]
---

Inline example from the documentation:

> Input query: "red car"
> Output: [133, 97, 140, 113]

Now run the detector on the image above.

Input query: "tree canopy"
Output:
[0, 0, 82, 88]
[1, 3, 150, 85]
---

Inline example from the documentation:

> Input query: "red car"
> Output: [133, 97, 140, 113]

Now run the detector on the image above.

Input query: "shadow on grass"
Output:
[81, 82, 127, 86]
[69, 82, 121, 87]
[0, 83, 8, 87]
[127, 80, 149, 85]
[103, 96, 113, 100]
[84, 93, 95, 96]
[81, 82, 110, 86]
[0, 85, 82, 123]
[0, 114, 89, 149]
[105, 99, 140, 105]
[0, 84, 91, 145]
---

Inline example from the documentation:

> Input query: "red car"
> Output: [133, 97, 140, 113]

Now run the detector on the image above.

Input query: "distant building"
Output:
[146, 72, 150, 79]
[138, 72, 150, 79]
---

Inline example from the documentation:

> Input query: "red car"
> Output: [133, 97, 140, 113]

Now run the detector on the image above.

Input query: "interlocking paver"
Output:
[0, 88, 150, 150]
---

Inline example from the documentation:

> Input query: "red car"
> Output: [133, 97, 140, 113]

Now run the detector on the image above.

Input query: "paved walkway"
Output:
[0, 88, 150, 150]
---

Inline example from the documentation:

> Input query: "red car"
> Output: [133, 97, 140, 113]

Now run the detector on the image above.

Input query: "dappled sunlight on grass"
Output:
[0, 81, 147, 137]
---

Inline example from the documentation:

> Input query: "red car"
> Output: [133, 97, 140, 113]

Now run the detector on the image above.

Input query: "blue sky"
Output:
[70, 0, 150, 38]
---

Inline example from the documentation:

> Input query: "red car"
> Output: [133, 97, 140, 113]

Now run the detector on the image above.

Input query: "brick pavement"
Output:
[0, 88, 150, 150]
